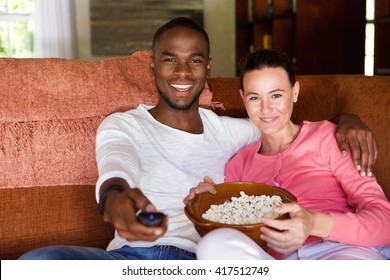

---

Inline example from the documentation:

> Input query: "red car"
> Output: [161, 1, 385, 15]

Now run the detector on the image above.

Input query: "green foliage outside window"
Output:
[0, 0, 34, 58]
[0, 0, 34, 13]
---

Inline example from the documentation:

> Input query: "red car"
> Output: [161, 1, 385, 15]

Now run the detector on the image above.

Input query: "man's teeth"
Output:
[172, 84, 192, 89]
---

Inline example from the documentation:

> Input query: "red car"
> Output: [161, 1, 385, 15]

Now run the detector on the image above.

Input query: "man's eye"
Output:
[272, 94, 282, 98]
[190, 59, 202, 63]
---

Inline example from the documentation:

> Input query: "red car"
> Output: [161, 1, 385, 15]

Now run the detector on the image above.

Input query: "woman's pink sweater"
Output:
[225, 120, 390, 246]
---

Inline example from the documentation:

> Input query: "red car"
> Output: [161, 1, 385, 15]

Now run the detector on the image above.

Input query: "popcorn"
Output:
[202, 191, 283, 224]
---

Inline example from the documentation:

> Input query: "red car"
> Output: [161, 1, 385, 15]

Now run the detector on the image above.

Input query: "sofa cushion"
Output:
[0, 185, 114, 260]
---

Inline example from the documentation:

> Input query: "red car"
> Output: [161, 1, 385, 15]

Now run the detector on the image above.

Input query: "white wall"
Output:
[75, 0, 94, 61]
[74, 0, 236, 77]
[204, 0, 236, 77]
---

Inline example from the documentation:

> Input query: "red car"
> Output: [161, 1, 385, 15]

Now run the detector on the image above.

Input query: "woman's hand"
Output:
[259, 202, 332, 255]
[183, 176, 217, 205]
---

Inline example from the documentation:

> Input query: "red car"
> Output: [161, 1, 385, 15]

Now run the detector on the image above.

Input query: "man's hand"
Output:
[100, 179, 168, 242]
[334, 113, 378, 177]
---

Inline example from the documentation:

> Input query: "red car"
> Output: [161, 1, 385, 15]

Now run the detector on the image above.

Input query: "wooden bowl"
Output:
[184, 182, 297, 250]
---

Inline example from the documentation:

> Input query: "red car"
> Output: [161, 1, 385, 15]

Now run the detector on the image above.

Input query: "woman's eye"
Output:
[272, 94, 282, 99]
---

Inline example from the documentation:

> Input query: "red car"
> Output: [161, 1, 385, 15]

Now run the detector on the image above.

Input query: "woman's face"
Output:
[240, 67, 299, 135]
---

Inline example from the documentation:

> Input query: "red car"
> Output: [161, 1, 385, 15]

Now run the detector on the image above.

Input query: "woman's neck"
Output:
[259, 123, 301, 155]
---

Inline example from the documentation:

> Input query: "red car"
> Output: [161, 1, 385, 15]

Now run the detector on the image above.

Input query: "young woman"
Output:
[187, 49, 390, 260]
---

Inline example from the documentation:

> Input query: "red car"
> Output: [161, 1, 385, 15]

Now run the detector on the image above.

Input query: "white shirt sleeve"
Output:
[95, 112, 141, 202]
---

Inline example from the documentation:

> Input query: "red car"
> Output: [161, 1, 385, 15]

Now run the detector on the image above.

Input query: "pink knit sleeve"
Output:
[224, 155, 244, 182]
[320, 122, 390, 246]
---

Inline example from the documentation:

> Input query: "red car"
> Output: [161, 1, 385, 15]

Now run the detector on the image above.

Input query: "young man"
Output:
[19, 17, 377, 260]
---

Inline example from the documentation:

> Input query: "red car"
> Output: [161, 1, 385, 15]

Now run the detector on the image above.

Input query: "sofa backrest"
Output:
[1, 53, 389, 200]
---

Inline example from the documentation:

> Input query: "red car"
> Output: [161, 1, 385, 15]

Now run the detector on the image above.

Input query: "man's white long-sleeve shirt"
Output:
[95, 104, 260, 253]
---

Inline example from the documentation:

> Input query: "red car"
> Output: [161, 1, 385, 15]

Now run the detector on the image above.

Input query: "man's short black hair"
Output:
[152, 17, 210, 55]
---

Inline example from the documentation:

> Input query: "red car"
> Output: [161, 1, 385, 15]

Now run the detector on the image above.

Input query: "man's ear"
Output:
[207, 57, 212, 77]
[150, 61, 155, 73]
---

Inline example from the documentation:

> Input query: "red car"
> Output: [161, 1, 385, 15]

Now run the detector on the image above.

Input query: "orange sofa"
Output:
[1, 52, 389, 259]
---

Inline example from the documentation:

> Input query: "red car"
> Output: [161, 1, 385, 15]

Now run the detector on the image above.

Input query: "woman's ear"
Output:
[239, 89, 245, 101]
[293, 81, 300, 103]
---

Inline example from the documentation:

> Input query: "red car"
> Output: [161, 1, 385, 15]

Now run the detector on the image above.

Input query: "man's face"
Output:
[151, 27, 211, 110]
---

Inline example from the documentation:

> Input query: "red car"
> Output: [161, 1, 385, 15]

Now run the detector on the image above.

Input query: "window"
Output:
[0, 0, 34, 58]
[365, 0, 375, 76]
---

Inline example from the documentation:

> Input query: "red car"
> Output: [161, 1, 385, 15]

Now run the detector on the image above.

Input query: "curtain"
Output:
[34, 0, 78, 58]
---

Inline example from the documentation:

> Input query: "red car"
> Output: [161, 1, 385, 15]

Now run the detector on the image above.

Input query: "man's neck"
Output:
[148, 105, 204, 134]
